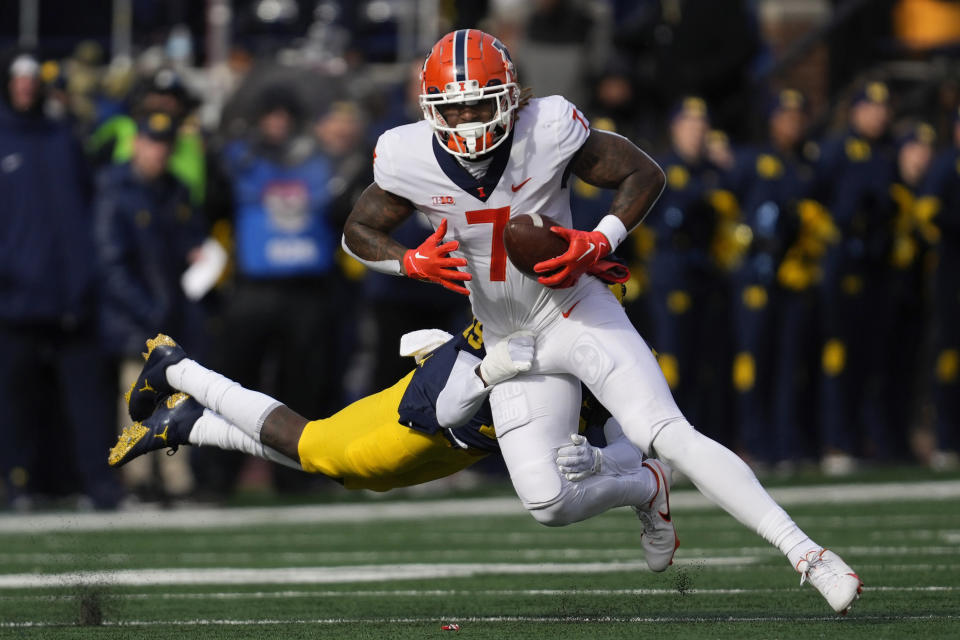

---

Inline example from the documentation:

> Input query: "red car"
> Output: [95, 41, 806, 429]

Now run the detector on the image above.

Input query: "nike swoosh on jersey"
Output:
[511, 177, 532, 192]
[577, 243, 596, 261]
[562, 301, 580, 318]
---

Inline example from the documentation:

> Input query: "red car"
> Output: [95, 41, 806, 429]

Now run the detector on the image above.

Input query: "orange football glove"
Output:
[588, 258, 630, 284]
[403, 218, 472, 295]
[534, 227, 612, 288]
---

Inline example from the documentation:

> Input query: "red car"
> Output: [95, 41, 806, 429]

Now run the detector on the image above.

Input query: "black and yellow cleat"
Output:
[126, 334, 187, 422]
[109, 392, 201, 467]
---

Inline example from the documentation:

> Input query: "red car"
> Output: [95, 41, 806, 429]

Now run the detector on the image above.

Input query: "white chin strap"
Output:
[455, 122, 486, 156]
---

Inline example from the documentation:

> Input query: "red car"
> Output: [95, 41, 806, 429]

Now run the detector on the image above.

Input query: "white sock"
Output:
[652, 419, 817, 568]
[600, 419, 647, 476]
[189, 409, 302, 470]
[166, 359, 280, 441]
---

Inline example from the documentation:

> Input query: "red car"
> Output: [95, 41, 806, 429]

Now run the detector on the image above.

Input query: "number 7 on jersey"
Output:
[465, 206, 510, 282]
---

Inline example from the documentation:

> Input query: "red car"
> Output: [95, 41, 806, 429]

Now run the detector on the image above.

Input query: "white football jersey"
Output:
[374, 95, 593, 338]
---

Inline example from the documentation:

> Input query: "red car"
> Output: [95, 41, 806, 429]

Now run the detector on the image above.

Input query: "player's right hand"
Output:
[403, 218, 472, 295]
[478, 330, 535, 386]
[534, 227, 611, 289]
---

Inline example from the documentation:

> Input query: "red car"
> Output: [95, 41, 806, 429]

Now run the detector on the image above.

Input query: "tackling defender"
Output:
[109, 322, 675, 570]
[341, 29, 862, 613]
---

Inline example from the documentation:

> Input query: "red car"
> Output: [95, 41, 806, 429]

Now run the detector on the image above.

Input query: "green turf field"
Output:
[1, 476, 959, 639]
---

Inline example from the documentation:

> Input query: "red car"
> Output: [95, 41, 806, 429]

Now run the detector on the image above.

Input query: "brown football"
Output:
[503, 213, 569, 278]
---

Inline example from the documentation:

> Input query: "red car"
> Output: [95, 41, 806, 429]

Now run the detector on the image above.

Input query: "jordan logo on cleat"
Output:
[139, 381, 156, 394]
[154, 426, 169, 444]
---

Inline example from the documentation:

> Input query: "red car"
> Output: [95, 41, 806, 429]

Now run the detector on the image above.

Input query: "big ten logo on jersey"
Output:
[432, 195, 455, 205]
[264, 180, 310, 232]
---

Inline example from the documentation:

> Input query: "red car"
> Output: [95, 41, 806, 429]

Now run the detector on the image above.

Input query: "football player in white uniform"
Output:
[342, 29, 862, 613]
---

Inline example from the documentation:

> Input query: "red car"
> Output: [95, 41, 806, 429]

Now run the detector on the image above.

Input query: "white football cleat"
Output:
[634, 459, 679, 572]
[797, 548, 863, 614]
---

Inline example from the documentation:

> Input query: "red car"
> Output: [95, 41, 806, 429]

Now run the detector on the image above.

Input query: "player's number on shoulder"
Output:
[465, 206, 511, 282]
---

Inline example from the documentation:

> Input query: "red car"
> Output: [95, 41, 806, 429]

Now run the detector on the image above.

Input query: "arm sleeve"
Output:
[340, 234, 403, 275]
[435, 349, 491, 429]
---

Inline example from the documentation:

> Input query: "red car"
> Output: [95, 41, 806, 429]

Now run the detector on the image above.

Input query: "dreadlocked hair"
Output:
[518, 86, 534, 111]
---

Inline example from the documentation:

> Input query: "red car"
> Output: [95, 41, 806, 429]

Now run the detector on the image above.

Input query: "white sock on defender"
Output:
[652, 419, 817, 567]
[189, 410, 301, 470]
[166, 359, 280, 440]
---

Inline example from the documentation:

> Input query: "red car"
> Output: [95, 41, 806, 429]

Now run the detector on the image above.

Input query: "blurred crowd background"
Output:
[2, 0, 960, 511]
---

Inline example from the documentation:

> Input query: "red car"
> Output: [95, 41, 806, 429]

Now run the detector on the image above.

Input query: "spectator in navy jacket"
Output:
[0, 49, 124, 509]
[94, 111, 206, 501]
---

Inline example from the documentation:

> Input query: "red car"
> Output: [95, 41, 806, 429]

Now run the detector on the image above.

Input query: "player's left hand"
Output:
[556, 433, 602, 481]
[534, 227, 611, 288]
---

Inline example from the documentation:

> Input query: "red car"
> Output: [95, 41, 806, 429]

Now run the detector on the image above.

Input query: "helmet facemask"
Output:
[420, 79, 519, 160]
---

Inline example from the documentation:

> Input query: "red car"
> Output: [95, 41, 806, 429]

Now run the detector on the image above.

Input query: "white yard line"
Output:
[4, 543, 960, 565]
[1, 479, 958, 534]
[0, 557, 757, 589]
[2, 613, 959, 628]
[0, 585, 955, 601]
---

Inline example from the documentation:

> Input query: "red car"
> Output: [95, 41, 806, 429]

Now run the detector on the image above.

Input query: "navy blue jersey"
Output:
[398, 319, 609, 453]
[398, 319, 499, 452]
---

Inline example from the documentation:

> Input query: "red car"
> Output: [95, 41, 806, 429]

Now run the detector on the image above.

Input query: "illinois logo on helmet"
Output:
[420, 29, 520, 159]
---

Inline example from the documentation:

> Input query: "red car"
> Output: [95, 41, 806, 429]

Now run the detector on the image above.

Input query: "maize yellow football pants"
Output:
[297, 371, 488, 491]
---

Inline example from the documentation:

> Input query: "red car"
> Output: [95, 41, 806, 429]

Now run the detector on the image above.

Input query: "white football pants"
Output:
[485, 279, 815, 563]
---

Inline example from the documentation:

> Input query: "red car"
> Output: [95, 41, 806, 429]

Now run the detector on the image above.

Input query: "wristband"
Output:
[341, 235, 403, 276]
[593, 215, 629, 252]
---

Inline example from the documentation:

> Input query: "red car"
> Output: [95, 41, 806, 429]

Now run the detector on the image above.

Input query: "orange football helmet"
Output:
[420, 29, 520, 159]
